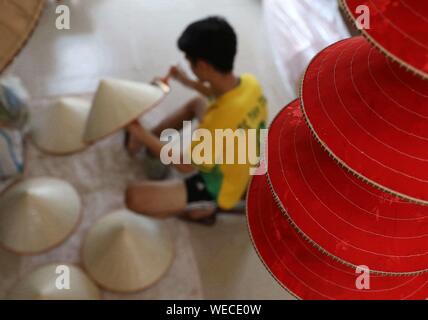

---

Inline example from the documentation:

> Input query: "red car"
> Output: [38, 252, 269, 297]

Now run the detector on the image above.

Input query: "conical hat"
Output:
[31, 97, 91, 155]
[81, 209, 174, 292]
[247, 171, 428, 300]
[7, 264, 101, 300]
[301, 36, 428, 205]
[0, 177, 81, 255]
[267, 100, 428, 275]
[0, 0, 46, 73]
[83, 79, 167, 144]
[341, 0, 428, 79]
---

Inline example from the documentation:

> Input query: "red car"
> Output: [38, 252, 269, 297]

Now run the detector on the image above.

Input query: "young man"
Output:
[125, 16, 268, 224]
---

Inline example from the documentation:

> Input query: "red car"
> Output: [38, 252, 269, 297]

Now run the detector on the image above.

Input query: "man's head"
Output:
[178, 16, 237, 81]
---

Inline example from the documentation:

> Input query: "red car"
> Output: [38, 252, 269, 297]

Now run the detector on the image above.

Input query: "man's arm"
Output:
[183, 79, 213, 98]
[170, 66, 214, 97]
[127, 122, 195, 174]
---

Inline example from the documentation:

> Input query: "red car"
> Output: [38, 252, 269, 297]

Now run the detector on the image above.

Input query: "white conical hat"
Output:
[31, 97, 91, 155]
[83, 79, 167, 143]
[81, 209, 174, 292]
[7, 264, 101, 300]
[0, 177, 81, 255]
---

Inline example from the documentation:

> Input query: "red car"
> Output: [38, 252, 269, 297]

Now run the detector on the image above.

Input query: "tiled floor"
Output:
[8, 0, 291, 299]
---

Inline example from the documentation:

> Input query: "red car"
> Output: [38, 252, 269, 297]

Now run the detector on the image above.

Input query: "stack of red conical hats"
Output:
[247, 0, 428, 299]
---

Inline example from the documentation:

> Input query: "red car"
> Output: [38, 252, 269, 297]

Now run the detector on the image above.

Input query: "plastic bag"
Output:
[0, 76, 29, 129]
[0, 128, 25, 179]
[0, 76, 28, 181]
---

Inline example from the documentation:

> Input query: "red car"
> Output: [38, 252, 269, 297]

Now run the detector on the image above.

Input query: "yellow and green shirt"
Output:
[190, 73, 268, 210]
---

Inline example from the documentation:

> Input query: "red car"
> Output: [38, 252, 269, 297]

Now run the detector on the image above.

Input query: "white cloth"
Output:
[263, 0, 350, 98]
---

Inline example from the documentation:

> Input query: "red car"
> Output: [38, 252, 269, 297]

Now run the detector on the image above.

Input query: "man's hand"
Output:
[126, 121, 195, 174]
[169, 65, 214, 97]
[126, 120, 143, 136]
[169, 65, 192, 87]
[125, 121, 144, 156]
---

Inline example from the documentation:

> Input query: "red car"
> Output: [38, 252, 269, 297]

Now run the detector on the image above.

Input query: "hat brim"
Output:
[267, 99, 428, 275]
[0, 0, 46, 73]
[301, 36, 428, 206]
[247, 174, 428, 299]
[340, 0, 428, 79]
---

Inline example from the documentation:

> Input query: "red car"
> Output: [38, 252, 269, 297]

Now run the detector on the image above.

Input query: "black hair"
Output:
[178, 16, 237, 73]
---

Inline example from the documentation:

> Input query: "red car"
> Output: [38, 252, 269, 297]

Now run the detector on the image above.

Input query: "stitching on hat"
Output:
[339, 0, 428, 81]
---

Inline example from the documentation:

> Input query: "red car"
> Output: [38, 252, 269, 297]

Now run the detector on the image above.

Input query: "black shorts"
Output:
[185, 173, 215, 203]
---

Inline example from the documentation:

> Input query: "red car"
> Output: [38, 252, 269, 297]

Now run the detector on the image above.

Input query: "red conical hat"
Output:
[301, 36, 428, 206]
[267, 100, 428, 275]
[247, 172, 428, 300]
[341, 0, 428, 79]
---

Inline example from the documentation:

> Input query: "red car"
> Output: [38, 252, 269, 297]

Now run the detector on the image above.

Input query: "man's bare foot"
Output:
[179, 202, 217, 226]
[186, 208, 216, 220]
